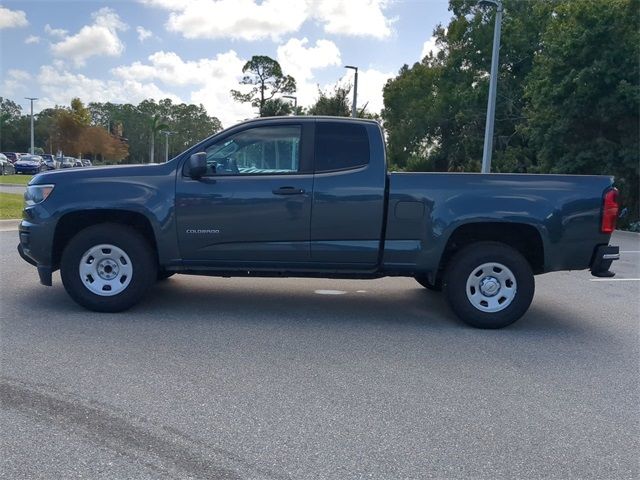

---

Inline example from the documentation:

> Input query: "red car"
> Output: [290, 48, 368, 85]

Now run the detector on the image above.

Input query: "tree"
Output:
[1, 96, 223, 164]
[523, 0, 639, 222]
[70, 98, 91, 126]
[80, 126, 128, 162]
[230, 56, 296, 117]
[308, 84, 352, 117]
[260, 98, 292, 117]
[383, 0, 556, 172]
[0, 97, 23, 151]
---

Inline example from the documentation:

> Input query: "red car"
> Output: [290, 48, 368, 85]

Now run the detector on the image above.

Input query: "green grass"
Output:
[0, 193, 24, 219]
[0, 174, 33, 185]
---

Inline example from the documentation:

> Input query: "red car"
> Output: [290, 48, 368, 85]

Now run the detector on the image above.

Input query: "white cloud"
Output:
[36, 65, 180, 110]
[168, 0, 307, 41]
[312, 0, 392, 39]
[421, 35, 441, 60]
[1, 69, 32, 97]
[51, 7, 128, 67]
[25, 35, 40, 44]
[139, 0, 190, 8]
[0, 5, 28, 29]
[276, 37, 341, 108]
[140, 0, 393, 40]
[112, 50, 254, 127]
[277, 38, 341, 82]
[44, 24, 68, 38]
[136, 26, 153, 42]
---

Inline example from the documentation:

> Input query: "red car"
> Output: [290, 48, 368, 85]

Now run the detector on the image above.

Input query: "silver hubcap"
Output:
[466, 262, 517, 313]
[79, 244, 133, 296]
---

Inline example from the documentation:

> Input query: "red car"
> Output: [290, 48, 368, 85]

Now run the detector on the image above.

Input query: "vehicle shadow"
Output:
[13, 274, 609, 340]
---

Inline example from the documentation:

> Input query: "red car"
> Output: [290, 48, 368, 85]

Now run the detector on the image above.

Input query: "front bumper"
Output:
[18, 217, 55, 286]
[590, 245, 619, 278]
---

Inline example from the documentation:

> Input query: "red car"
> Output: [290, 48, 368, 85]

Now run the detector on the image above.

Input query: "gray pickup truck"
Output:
[18, 116, 620, 328]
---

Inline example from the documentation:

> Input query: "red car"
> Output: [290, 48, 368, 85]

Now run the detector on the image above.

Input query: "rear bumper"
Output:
[15, 166, 41, 174]
[590, 245, 619, 278]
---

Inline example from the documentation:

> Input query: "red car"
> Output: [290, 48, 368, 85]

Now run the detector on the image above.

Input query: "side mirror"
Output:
[188, 152, 207, 179]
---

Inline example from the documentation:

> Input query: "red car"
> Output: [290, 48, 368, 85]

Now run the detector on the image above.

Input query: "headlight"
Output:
[24, 184, 55, 206]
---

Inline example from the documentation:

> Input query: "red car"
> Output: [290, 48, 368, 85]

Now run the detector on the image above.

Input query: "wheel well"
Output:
[436, 222, 545, 282]
[52, 210, 158, 269]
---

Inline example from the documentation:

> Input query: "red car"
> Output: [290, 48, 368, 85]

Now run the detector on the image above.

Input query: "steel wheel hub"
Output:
[79, 244, 133, 296]
[466, 262, 517, 313]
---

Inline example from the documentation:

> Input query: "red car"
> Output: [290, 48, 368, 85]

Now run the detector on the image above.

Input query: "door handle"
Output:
[272, 186, 305, 195]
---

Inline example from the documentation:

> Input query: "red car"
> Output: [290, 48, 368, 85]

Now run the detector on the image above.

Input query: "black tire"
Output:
[443, 241, 534, 329]
[60, 224, 158, 312]
[415, 276, 442, 292]
[157, 270, 175, 281]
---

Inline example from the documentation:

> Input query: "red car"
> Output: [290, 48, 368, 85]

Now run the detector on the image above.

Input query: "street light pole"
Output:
[480, 0, 503, 174]
[282, 95, 297, 115]
[25, 97, 38, 154]
[345, 65, 358, 117]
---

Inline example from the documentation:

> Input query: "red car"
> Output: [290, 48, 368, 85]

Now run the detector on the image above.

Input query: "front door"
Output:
[175, 123, 313, 266]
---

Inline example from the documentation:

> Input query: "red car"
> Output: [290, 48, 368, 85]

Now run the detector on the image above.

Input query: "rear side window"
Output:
[315, 122, 369, 172]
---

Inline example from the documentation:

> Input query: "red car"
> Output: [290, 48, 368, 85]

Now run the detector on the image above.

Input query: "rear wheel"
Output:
[443, 242, 534, 329]
[61, 224, 157, 312]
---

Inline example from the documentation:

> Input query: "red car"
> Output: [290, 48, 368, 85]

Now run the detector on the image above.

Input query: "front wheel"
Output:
[443, 242, 534, 329]
[60, 224, 157, 312]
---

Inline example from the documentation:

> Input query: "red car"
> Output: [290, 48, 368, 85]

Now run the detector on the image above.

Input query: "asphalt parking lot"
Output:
[1, 229, 638, 479]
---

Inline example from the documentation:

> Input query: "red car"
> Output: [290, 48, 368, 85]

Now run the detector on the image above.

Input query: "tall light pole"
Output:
[282, 95, 297, 115]
[480, 0, 503, 174]
[160, 130, 175, 162]
[25, 97, 38, 154]
[345, 65, 358, 118]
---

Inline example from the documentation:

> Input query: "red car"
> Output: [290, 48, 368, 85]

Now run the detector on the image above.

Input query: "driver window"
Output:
[204, 125, 301, 176]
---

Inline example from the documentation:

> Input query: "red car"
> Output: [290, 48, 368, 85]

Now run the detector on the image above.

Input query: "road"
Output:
[1, 230, 638, 479]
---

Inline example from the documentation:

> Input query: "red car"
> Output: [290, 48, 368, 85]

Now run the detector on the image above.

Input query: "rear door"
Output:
[310, 120, 387, 266]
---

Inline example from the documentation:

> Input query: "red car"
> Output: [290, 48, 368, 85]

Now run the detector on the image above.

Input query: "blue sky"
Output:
[1, 0, 451, 127]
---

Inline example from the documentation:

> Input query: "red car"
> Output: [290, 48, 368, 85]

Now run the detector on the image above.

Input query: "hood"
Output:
[30, 162, 175, 185]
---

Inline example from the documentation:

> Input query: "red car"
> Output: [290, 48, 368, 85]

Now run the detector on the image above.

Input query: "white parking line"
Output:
[621, 251, 640, 253]
[590, 278, 640, 282]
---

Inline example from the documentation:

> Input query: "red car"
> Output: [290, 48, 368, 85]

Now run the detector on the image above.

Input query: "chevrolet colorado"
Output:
[18, 117, 620, 328]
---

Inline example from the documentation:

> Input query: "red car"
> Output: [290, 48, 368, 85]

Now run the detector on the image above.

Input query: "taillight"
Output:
[601, 188, 619, 234]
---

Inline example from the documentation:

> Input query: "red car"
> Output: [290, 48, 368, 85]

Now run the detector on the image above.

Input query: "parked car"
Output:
[14, 154, 46, 174]
[2, 152, 21, 164]
[60, 157, 75, 168]
[18, 117, 620, 329]
[41, 154, 59, 170]
[72, 159, 83, 168]
[81, 159, 92, 167]
[0, 153, 16, 175]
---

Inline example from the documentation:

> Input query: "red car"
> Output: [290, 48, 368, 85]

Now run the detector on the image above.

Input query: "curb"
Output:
[0, 219, 20, 232]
